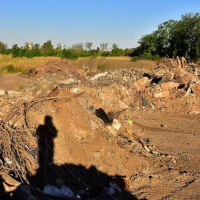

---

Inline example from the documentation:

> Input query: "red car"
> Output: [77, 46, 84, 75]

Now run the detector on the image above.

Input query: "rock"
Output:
[191, 83, 200, 97]
[93, 151, 100, 159]
[69, 88, 80, 93]
[162, 72, 174, 82]
[181, 57, 186, 69]
[132, 77, 151, 90]
[112, 119, 121, 130]
[91, 120, 98, 130]
[142, 98, 149, 107]
[152, 99, 163, 109]
[161, 82, 179, 89]
[118, 100, 129, 109]
[107, 126, 118, 137]
[0, 90, 6, 95]
[59, 78, 77, 86]
[7, 91, 21, 97]
[153, 90, 170, 98]
[174, 68, 186, 78]
[90, 72, 108, 81]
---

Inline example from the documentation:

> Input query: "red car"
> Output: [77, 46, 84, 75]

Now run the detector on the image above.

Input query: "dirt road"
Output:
[0, 73, 30, 91]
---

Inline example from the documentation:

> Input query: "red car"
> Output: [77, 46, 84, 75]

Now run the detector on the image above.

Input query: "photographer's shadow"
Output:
[12, 115, 138, 200]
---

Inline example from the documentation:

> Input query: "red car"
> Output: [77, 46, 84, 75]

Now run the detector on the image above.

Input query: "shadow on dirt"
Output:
[7, 115, 139, 200]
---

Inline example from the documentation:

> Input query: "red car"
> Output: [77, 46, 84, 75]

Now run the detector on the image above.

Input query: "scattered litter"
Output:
[142, 98, 149, 107]
[142, 138, 150, 142]
[44, 185, 64, 197]
[168, 165, 172, 170]
[127, 119, 133, 124]
[70, 88, 80, 93]
[89, 106, 95, 110]
[4, 157, 12, 165]
[44, 185, 75, 198]
[61, 186, 75, 197]
[127, 129, 133, 135]
[104, 182, 122, 195]
[112, 119, 121, 130]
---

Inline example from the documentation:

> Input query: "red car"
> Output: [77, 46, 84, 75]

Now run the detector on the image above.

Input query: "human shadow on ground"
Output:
[10, 115, 139, 200]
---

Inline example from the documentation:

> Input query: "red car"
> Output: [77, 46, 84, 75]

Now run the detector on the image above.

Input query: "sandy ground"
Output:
[0, 73, 30, 91]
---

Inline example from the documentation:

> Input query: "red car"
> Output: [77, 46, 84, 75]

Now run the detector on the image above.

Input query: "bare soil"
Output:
[0, 73, 30, 91]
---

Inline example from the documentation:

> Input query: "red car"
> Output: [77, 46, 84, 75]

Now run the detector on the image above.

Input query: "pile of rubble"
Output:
[0, 57, 199, 199]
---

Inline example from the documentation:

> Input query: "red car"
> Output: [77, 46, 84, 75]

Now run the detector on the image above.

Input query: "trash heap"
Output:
[0, 57, 199, 199]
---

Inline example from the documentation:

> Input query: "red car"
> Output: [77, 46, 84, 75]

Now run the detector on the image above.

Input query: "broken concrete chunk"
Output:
[69, 88, 80, 93]
[161, 82, 179, 90]
[162, 72, 174, 82]
[0, 90, 6, 96]
[153, 90, 170, 98]
[90, 72, 108, 81]
[118, 100, 129, 109]
[7, 91, 21, 97]
[176, 56, 181, 67]
[107, 126, 118, 137]
[59, 78, 77, 86]
[132, 77, 151, 90]
[91, 120, 99, 130]
[191, 83, 200, 97]
[112, 119, 121, 130]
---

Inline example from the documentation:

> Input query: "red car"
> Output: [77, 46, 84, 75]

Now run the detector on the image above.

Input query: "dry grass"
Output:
[0, 54, 62, 70]
[0, 55, 156, 74]
[74, 57, 156, 75]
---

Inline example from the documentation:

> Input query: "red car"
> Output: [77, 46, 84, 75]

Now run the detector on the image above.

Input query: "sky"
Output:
[1, 0, 200, 49]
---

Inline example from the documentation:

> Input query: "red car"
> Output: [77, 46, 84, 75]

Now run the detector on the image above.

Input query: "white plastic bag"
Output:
[44, 185, 64, 197]
[61, 185, 74, 197]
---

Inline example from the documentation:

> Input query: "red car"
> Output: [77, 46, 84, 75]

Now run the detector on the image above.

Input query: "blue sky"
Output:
[1, 0, 200, 49]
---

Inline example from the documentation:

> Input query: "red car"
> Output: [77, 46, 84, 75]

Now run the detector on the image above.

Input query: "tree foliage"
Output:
[137, 12, 200, 60]
[85, 42, 93, 50]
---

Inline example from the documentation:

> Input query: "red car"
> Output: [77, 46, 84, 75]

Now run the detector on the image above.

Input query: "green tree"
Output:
[0, 41, 8, 51]
[56, 43, 62, 51]
[85, 42, 93, 50]
[71, 43, 83, 52]
[112, 44, 118, 54]
[41, 40, 54, 54]
[100, 43, 108, 51]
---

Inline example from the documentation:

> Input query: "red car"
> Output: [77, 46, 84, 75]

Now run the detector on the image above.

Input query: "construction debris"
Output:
[0, 57, 200, 199]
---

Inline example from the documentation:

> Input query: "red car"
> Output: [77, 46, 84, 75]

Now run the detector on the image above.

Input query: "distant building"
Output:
[28, 43, 32, 50]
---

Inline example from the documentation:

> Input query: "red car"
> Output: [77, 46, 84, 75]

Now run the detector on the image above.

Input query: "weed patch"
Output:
[5, 65, 25, 73]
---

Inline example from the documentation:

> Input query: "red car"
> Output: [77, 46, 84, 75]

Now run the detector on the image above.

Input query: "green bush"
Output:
[152, 54, 161, 61]
[61, 49, 79, 60]
[5, 65, 25, 73]
[131, 56, 139, 62]
[140, 53, 153, 60]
